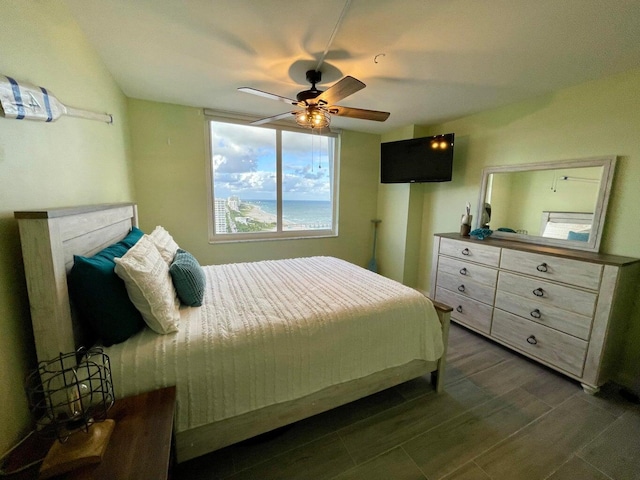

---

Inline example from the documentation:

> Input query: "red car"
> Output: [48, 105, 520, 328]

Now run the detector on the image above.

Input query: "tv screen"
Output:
[380, 133, 454, 183]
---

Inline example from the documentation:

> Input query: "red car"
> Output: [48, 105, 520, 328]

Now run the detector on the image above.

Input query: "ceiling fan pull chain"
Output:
[315, 0, 352, 72]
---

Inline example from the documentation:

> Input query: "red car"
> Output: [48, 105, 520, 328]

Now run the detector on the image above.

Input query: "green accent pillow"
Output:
[169, 249, 206, 307]
[68, 227, 145, 346]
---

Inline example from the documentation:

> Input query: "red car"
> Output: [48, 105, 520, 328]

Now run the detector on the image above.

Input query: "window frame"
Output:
[204, 111, 340, 243]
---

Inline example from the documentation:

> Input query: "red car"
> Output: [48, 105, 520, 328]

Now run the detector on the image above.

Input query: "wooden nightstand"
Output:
[4, 387, 176, 480]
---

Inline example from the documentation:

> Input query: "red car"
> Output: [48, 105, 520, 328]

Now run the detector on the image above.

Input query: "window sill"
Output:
[209, 230, 338, 244]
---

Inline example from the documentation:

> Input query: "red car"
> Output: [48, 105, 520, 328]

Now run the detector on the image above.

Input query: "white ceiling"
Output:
[65, 0, 640, 134]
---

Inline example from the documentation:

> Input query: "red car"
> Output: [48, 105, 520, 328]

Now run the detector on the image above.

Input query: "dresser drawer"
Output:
[497, 271, 597, 317]
[436, 287, 493, 334]
[492, 310, 588, 376]
[439, 238, 500, 267]
[437, 255, 498, 288]
[500, 249, 602, 290]
[495, 290, 593, 340]
[436, 271, 496, 305]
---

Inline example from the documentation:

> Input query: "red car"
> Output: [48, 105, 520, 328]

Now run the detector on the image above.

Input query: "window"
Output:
[206, 116, 339, 242]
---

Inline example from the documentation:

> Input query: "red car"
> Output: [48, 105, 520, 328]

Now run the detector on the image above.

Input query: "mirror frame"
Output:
[477, 155, 616, 252]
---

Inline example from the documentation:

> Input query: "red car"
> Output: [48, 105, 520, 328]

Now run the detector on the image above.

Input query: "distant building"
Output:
[214, 198, 227, 233]
[228, 196, 240, 211]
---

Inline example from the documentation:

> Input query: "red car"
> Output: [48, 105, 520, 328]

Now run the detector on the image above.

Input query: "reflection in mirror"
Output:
[487, 166, 602, 237]
[477, 156, 616, 252]
[480, 203, 492, 228]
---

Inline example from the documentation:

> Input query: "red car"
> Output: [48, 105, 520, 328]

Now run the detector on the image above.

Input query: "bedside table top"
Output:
[71, 386, 176, 480]
[5, 387, 176, 480]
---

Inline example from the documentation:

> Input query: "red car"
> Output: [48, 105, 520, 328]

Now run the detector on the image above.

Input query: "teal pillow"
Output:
[169, 249, 206, 307]
[68, 227, 145, 346]
[567, 230, 589, 242]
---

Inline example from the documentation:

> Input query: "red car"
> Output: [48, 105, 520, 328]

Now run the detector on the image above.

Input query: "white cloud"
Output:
[216, 171, 276, 196]
[210, 121, 332, 201]
[211, 122, 275, 174]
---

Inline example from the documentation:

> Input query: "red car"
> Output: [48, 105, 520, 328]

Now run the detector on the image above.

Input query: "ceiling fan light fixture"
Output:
[241, 71, 388, 128]
[295, 106, 330, 129]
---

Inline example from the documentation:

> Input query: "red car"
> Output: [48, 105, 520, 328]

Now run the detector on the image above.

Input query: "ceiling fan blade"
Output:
[315, 76, 365, 105]
[250, 111, 295, 126]
[238, 87, 298, 106]
[330, 106, 390, 122]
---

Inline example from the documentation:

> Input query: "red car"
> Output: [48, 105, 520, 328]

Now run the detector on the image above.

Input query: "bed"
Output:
[15, 203, 451, 462]
[540, 211, 593, 240]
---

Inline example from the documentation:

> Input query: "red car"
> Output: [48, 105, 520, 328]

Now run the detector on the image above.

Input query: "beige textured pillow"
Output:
[149, 226, 180, 265]
[114, 235, 180, 334]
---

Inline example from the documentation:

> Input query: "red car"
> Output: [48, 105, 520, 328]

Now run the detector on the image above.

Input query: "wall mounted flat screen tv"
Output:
[380, 133, 455, 183]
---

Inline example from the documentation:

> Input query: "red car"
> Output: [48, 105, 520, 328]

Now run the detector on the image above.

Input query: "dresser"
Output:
[430, 233, 640, 393]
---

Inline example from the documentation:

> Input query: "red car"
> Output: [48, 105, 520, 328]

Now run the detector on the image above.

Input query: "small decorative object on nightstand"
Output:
[25, 347, 115, 479]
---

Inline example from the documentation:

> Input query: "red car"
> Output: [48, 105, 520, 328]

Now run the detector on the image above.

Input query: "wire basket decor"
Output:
[25, 347, 114, 442]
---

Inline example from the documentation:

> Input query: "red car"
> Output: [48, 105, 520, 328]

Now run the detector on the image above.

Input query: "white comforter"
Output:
[104, 256, 444, 433]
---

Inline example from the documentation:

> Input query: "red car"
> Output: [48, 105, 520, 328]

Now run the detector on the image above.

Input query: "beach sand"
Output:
[242, 203, 275, 223]
[241, 203, 297, 227]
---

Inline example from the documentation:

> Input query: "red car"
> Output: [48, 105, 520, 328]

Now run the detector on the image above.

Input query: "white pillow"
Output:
[149, 226, 180, 265]
[114, 235, 180, 334]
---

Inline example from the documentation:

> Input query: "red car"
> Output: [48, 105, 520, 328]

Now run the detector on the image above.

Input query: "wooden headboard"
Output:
[14, 203, 138, 364]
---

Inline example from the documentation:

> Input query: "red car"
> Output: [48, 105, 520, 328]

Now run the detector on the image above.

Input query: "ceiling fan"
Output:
[238, 69, 390, 130]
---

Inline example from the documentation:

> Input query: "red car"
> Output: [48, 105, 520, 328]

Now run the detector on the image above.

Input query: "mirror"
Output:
[477, 156, 616, 252]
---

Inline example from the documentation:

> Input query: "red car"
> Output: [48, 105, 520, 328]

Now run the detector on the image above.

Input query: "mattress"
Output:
[103, 256, 444, 433]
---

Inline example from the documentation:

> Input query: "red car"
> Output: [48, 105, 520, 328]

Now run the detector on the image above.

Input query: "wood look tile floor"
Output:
[173, 324, 640, 480]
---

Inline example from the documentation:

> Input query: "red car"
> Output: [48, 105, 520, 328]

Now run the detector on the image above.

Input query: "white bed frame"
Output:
[15, 203, 451, 462]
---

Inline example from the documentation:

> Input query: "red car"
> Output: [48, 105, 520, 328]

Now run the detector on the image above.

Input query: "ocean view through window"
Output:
[207, 117, 338, 241]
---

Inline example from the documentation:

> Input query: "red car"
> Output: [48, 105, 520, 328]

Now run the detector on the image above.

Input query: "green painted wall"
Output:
[403, 185, 425, 287]
[376, 126, 420, 284]
[416, 68, 640, 388]
[0, 1, 133, 454]
[376, 184, 410, 282]
[127, 99, 381, 267]
[377, 126, 459, 289]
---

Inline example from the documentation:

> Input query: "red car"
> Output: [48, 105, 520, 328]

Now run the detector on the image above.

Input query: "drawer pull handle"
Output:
[459, 267, 468, 275]
[532, 288, 544, 297]
[526, 335, 538, 345]
[462, 248, 470, 256]
[458, 285, 466, 292]
[530, 309, 542, 319]
[536, 263, 548, 272]
[456, 305, 463, 313]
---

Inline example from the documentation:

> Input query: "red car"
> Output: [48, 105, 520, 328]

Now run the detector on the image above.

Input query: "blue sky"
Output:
[210, 121, 332, 201]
